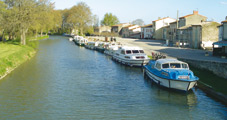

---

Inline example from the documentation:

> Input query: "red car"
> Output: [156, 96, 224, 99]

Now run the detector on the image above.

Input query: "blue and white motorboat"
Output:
[144, 59, 199, 91]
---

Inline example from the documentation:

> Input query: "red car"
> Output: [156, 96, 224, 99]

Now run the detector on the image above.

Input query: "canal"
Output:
[0, 36, 226, 119]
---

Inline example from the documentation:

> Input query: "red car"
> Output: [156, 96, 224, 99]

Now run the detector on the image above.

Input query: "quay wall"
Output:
[178, 58, 227, 79]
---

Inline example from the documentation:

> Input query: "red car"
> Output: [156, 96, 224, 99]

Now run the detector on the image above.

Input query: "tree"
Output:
[132, 19, 144, 26]
[65, 2, 92, 35]
[101, 13, 119, 26]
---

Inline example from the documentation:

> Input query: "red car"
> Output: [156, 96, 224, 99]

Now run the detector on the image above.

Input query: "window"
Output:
[139, 50, 144, 53]
[182, 64, 188, 69]
[156, 63, 161, 69]
[132, 50, 139, 54]
[121, 50, 125, 54]
[126, 50, 132, 54]
[162, 63, 169, 68]
[170, 63, 181, 68]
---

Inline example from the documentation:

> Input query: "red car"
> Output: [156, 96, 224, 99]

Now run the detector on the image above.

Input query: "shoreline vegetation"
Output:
[0, 35, 49, 80]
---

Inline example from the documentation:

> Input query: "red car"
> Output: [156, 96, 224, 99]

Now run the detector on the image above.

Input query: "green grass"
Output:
[0, 35, 48, 78]
[148, 56, 152, 59]
[190, 66, 227, 95]
[0, 43, 36, 77]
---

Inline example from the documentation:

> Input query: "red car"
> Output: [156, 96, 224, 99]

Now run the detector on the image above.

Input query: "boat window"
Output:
[139, 50, 144, 53]
[182, 64, 188, 69]
[132, 50, 139, 54]
[121, 50, 125, 55]
[162, 63, 169, 68]
[155, 63, 161, 69]
[170, 63, 181, 68]
[126, 50, 132, 54]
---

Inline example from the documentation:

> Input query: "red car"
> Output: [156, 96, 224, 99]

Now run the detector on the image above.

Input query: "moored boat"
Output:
[143, 59, 199, 91]
[68, 37, 73, 41]
[112, 46, 150, 67]
[96, 42, 109, 53]
[85, 41, 99, 50]
[104, 42, 121, 56]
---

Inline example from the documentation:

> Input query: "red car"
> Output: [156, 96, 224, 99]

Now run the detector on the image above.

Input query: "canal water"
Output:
[0, 36, 226, 120]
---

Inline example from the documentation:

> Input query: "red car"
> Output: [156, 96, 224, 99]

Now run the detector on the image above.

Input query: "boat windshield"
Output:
[132, 50, 139, 54]
[139, 50, 144, 53]
[182, 63, 188, 69]
[162, 63, 169, 68]
[126, 50, 132, 54]
[170, 63, 181, 68]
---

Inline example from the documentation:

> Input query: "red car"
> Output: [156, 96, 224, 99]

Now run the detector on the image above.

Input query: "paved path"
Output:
[88, 36, 227, 63]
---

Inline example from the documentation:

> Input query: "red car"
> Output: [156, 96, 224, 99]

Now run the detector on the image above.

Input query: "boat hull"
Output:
[113, 55, 149, 67]
[144, 68, 197, 91]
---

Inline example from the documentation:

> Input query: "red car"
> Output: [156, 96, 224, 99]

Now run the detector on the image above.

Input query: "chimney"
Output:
[193, 10, 198, 15]
[225, 16, 227, 20]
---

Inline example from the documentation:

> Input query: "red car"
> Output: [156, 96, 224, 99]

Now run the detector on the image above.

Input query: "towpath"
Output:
[89, 36, 227, 63]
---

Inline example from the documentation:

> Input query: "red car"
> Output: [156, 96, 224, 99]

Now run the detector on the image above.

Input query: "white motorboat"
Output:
[104, 42, 121, 56]
[112, 46, 150, 67]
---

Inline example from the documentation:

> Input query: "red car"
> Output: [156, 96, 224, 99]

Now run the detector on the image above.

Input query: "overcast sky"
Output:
[51, 0, 227, 24]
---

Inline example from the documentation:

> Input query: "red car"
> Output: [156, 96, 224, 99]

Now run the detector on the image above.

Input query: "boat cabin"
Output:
[154, 59, 189, 70]
[120, 46, 145, 55]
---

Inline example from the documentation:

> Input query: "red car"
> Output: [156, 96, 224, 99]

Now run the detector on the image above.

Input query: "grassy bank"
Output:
[0, 43, 36, 79]
[0, 35, 47, 79]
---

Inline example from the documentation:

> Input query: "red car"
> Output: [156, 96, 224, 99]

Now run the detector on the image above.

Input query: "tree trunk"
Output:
[20, 29, 27, 45]
[2, 30, 6, 42]
[41, 29, 43, 37]
[36, 29, 38, 39]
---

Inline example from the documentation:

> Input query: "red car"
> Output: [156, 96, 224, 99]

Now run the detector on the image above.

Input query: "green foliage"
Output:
[101, 13, 120, 26]
[63, 2, 92, 35]
[0, 0, 62, 45]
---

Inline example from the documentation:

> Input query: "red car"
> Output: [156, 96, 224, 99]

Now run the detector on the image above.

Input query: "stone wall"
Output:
[178, 58, 227, 79]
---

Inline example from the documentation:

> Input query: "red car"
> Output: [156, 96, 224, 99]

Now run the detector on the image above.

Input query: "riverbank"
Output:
[0, 43, 36, 80]
[0, 36, 49, 80]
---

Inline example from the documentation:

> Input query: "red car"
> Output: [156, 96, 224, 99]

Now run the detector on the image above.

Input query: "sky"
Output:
[51, 0, 227, 24]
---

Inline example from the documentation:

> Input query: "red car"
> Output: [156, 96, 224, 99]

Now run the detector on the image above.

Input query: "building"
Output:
[169, 22, 177, 44]
[173, 11, 220, 49]
[177, 22, 220, 49]
[111, 23, 131, 36]
[178, 11, 207, 28]
[121, 25, 141, 38]
[213, 17, 227, 56]
[94, 26, 111, 34]
[152, 17, 176, 39]
[141, 24, 153, 39]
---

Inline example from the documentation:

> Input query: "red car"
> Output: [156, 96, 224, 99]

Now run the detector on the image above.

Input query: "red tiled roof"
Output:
[179, 12, 207, 19]
[222, 20, 227, 23]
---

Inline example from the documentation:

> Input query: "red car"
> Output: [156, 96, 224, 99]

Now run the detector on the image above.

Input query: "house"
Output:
[141, 24, 153, 39]
[122, 25, 141, 38]
[213, 17, 227, 56]
[177, 22, 220, 49]
[178, 11, 207, 28]
[169, 22, 177, 44]
[152, 17, 176, 39]
[111, 23, 131, 36]
[175, 11, 219, 49]
[94, 26, 111, 34]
